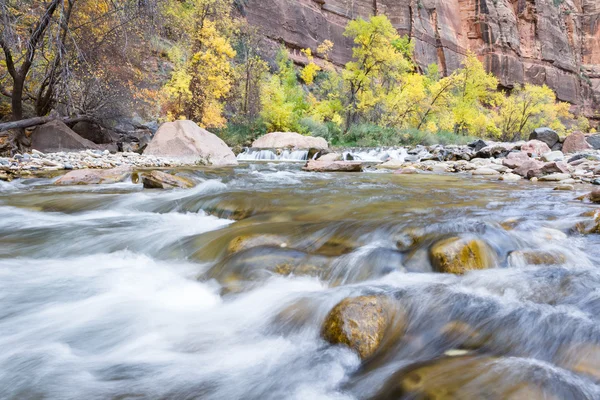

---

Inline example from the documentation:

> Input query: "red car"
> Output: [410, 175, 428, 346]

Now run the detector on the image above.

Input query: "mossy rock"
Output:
[429, 237, 494, 274]
[321, 295, 402, 359]
[574, 210, 600, 234]
[227, 234, 288, 254]
[372, 355, 566, 400]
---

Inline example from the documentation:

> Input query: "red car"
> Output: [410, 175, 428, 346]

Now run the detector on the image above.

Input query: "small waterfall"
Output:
[343, 147, 409, 162]
[237, 148, 308, 162]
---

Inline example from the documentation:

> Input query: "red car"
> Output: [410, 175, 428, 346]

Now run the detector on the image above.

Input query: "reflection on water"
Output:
[0, 163, 599, 399]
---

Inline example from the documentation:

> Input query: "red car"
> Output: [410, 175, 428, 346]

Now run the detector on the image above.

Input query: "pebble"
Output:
[539, 173, 572, 182]
[554, 184, 574, 191]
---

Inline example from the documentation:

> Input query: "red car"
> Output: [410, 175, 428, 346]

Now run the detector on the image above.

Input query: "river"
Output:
[1, 163, 599, 399]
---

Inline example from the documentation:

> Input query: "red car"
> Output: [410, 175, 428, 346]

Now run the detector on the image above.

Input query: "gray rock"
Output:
[539, 173, 571, 181]
[542, 151, 564, 162]
[586, 134, 600, 150]
[529, 127, 559, 148]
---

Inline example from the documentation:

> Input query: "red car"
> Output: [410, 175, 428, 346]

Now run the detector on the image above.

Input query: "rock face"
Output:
[252, 132, 328, 149]
[244, 0, 600, 116]
[144, 120, 237, 166]
[31, 120, 100, 153]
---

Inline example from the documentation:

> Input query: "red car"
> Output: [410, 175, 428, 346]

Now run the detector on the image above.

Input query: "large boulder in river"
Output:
[429, 237, 494, 274]
[502, 151, 530, 169]
[529, 127, 559, 148]
[303, 160, 363, 172]
[252, 132, 328, 150]
[587, 134, 600, 150]
[562, 132, 592, 154]
[321, 295, 402, 359]
[55, 166, 131, 185]
[513, 159, 545, 178]
[144, 120, 237, 166]
[31, 120, 100, 153]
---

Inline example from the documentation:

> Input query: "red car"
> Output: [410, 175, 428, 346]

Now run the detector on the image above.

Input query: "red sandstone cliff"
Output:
[245, 0, 600, 117]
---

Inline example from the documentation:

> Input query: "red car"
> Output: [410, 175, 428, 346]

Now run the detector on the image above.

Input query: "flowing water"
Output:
[1, 163, 600, 399]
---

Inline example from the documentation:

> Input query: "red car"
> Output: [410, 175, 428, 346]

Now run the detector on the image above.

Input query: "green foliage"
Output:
[259, 48, 308, 132]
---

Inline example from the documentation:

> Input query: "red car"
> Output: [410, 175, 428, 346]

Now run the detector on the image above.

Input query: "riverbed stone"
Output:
[227, 234, 288, 254]
[554, 184, 575, 191]
[591, 188, 600, 203]
[138, 170, 194, 189]
[252, 132, 328, 150]
[542, 151, 564, 162]
[514, 159, 545, 178]
[502, 151, 530, 169]
[144, 120, 237, 166]
[499, 173, 522, 181]
[541, 161, 569, 175]
[317, 152, 342, 161]
[321, 295, 399, 359]
[472, 168, 500, 176]
[429, 237, 494, 275]
[521, 140, 551, 156]
[539, 173, 571, 182]
[303, 160, 362, 172]
[373, 355, 573, 399]
[508, 250, 567, 266]
[529, 127, 559, 148]
[54, 166, 132, 185]
[563, 132, 592, 154]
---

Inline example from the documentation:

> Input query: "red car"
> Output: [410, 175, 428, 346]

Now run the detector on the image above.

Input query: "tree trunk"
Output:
[11, 76, 24, 121]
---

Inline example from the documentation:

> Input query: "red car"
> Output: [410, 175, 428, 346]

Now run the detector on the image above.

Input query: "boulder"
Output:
[521, 140, 551, 156]
[475, 144, 511, 159]
[72, 121, 118, 144]
[137, 170, 194, 189]
[252, 132, 328, 150]
[513, 159, 545, 178]
[31, 120, 100, 153]
[554, 184, 575, 191]
[316, 152, 342, 162]
[429, 237, 494, 274]
[55, 166, 131, 185]
[321, 295, 401, 359]
[587, 134, 600, 150]
[468, 139, 488, 152]
[529, 127, 559, 148]
[303, 160, 362, 172]
[540, 161, 569, 175]
[562, 132, 592, 154]
[502, 151, 530, 169]
[376, 160, 407, 170]
[144, 120, 237, 166]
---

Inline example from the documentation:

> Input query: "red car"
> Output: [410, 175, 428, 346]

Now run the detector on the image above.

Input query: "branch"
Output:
[0, 38, 16, 78]
[0, 114, 92, 132]
[20, 0, 62, 77]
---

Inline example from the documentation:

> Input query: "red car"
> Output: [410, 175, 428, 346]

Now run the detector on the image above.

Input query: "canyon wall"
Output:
[244, 0, 600, 117]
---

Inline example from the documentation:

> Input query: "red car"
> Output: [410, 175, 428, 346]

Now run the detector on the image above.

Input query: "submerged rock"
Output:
[508, 250, 567, 266]
[372, 355, 581, 400]
[144, 120, 237, 166]
[303, 160, 363, 172]
[138, 170, 194, 189]
[429, 237, 494, 274]
[54, 166, 131, 185]
[472, 168, 500, 176]
[227, 234, 288, 254]
[321, 295, 402, 359]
